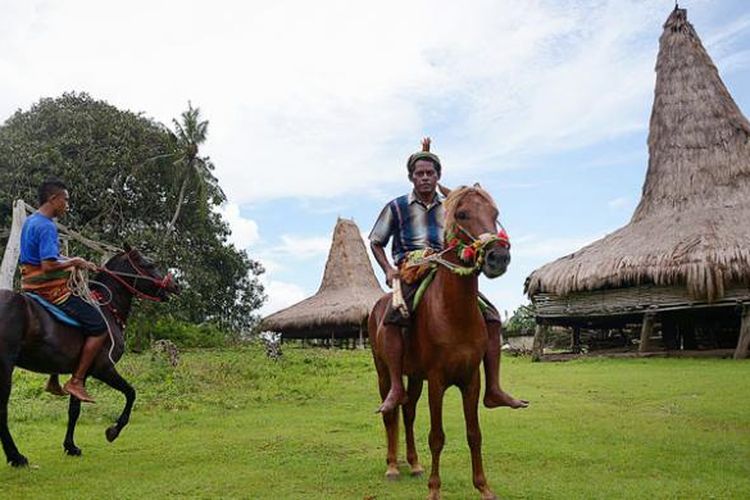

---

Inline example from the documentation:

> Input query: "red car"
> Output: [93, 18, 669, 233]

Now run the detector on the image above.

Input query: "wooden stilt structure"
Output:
[531, 324, 547, 362]
[639, 312, 656, 353]
[734, 305, 750, 360]
[571, 326, 581, 354]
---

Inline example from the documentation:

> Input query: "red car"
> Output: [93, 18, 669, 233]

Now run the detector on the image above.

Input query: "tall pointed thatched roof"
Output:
[261, 218, 384, 338]
[526, 7, 750, 303]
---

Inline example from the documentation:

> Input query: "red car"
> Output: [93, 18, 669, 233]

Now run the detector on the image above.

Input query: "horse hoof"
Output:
[385, 467, 400, 481]
[8, 454, 29, 468]
[105, 426, 120, 443]
[426, 490, 441, 500]
[64, 446, 82, 457]
[410, 464, 424, 477]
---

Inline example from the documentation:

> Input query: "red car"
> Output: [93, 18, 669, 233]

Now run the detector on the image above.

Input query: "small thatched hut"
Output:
[525, 7, 750, 360]
[261, 218, 384, 342]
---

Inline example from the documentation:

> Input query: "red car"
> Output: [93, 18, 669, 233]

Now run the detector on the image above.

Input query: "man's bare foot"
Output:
[63, 377, 96, 403]
[483, 388, 529, 409]
[377, 387, 407, 414]
[45, 375, 67, 397]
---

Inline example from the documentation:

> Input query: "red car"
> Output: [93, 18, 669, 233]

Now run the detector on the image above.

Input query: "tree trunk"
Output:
[168, 174, 190, 232]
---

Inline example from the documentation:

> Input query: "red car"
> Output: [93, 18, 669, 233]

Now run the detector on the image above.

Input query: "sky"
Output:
[2, 0, 750, 319]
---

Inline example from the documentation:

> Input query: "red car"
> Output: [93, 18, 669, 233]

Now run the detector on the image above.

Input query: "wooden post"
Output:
[734, 305, 750, 360]
[357, 325, 364, 349]
[571, 326, 581, 354]
[0, 200, 27, 290]
[532, 324, 547, 362]
[639, 312, 656, 353]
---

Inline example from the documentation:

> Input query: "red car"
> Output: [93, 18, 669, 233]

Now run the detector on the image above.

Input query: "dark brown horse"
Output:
[0, 247, 179, 466]
[369, 185, 511, 500]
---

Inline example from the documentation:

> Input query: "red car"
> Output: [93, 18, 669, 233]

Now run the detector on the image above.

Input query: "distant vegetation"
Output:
[504, 303, 536, 337]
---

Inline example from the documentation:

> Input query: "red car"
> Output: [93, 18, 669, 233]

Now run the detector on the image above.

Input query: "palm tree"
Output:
[166, 102, 225, 232]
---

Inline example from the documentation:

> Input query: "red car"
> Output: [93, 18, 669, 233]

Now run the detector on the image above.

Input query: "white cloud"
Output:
[217, 203, 259, 250]
[0, 0, 690, 204]
[607, 196, 632, 210]
[256, 256, 283, 275]
[259, 279, 308, 316]
[513, 233, 604, 260]
[267, 234, 331, 260]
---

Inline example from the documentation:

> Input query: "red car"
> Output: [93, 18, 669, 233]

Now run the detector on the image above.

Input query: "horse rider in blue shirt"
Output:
[19, 179, 108, 403]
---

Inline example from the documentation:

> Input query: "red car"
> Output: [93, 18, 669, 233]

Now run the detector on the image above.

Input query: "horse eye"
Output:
[456, 211, 469, 220]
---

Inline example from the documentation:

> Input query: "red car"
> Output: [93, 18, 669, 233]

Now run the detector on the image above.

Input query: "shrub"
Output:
[128, 314, 231, 350]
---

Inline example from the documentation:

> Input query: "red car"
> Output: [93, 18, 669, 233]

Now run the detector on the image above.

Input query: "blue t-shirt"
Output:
[19, 213, 61, 265]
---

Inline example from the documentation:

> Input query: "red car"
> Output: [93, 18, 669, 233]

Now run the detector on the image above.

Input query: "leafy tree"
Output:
[504, 303, 536, 337]
[0, 92, 265, 336]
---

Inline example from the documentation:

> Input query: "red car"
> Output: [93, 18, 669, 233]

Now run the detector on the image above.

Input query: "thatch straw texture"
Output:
[261, 218, 384, 336]
[526, 8, 750, 303]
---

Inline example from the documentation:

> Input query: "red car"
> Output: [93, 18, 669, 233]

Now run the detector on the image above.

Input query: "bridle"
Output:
[97, 251, 174, 303]
[443, 221, 511, 274]
[405, 217, 511, 277]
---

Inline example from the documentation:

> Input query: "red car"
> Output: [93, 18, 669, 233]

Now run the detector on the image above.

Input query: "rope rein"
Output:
[405, 222, 510, 276]
[68, 268, 119, 365]
[66, 255, 172, 366]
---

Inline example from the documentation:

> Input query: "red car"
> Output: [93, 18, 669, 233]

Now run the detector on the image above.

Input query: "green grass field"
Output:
[1, 345, 749, 499]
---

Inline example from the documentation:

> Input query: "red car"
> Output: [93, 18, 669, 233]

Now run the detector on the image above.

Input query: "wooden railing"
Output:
[0, 200, 121, 290]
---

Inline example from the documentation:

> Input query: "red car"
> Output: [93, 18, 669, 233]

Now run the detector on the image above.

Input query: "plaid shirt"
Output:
[369, 191, 445, 264]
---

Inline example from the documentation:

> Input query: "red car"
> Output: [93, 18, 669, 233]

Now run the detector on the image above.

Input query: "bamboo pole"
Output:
[20, 201, 122, 255]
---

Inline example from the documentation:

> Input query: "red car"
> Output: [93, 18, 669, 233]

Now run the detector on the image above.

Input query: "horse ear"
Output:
[438, 183, 452, 197]
[473, 182, 482, 189]
[123, 242, 132, 253]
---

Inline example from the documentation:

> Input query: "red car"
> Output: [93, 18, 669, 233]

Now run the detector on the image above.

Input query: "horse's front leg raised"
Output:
[461, 370, 496, 500]
[93, 367, 135, 442]
[63, 396, 83, 456]
[427, 377, 446, 500]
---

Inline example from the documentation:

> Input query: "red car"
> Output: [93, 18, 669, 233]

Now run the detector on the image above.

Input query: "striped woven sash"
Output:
[20, 264, 73, 304]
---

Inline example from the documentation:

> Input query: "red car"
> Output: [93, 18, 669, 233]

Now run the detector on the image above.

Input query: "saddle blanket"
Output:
[25, 293, 82, 328]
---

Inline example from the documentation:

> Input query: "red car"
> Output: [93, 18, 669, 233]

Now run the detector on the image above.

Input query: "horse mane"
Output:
[442, 185, 497, 237]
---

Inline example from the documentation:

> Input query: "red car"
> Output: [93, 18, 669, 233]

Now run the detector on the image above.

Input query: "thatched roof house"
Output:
[261, 218, 384, 340]
[525, 7, 750, 359]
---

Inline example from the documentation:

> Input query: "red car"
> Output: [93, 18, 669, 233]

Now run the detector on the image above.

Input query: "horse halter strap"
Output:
[98, 252, 173, 303]
[444, 222, 511, 275]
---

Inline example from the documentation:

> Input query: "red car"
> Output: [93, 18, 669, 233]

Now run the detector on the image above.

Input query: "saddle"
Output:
[399, 250, 439, 312]
[25, 293, 82, 328]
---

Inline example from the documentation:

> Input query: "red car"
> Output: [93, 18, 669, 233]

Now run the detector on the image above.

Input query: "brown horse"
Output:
[369, 185, 511, 500]
[0, 246, 179, 466]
